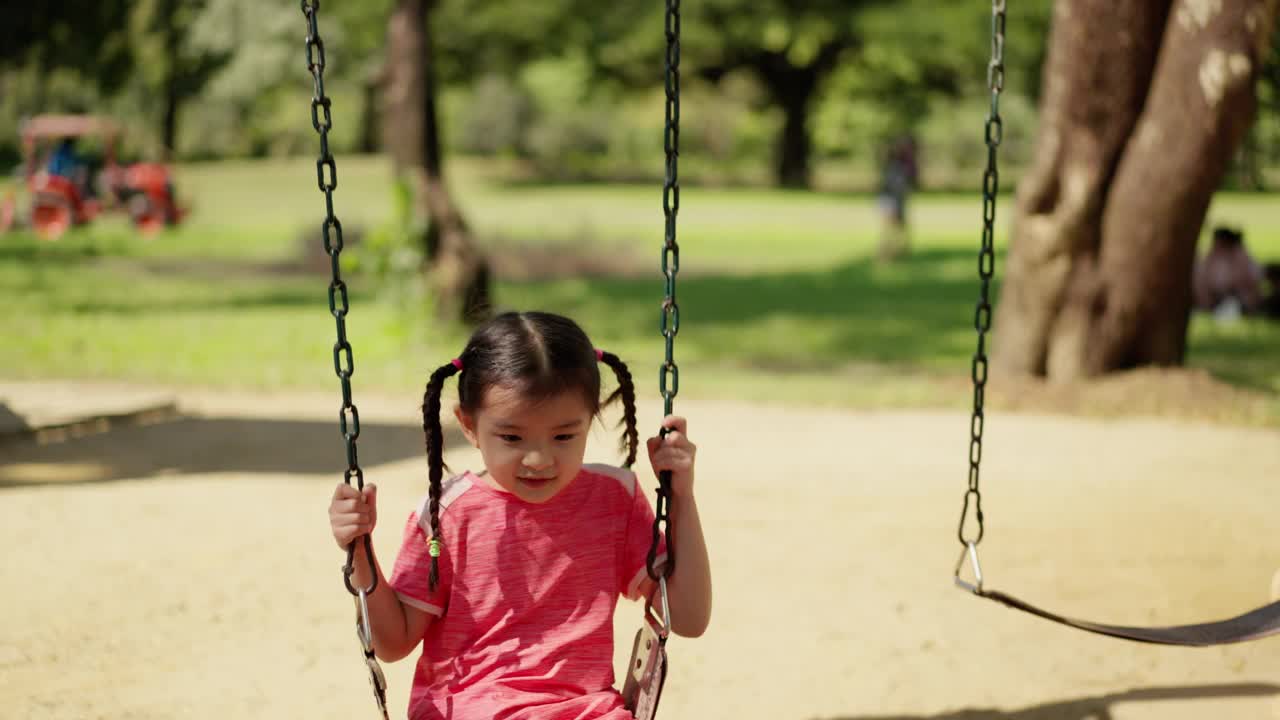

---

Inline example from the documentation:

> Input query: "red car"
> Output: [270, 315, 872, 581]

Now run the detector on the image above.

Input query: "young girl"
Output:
[328, 311, 712, 720]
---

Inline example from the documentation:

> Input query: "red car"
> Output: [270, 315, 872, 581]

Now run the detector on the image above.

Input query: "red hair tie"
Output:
[450, 358, 463, 370]
[594, 349, 605, 362]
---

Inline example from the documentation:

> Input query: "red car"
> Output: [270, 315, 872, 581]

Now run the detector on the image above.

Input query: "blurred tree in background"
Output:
[383, 0, 491, 324]
[0, 1, 133, 94]
[130, 0, 232, 160]
[995, 0, 1279, 380]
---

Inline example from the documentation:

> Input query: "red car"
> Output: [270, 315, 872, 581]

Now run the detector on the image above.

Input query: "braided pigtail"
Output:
[421, 359, 461, 592]
[598, 350, 639, 469]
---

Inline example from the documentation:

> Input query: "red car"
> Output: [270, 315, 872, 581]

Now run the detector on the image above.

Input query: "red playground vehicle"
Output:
[0, 114, 186, 239]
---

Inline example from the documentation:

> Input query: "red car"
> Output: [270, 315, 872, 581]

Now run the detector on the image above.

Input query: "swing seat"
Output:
[956, 546, 1280, 646]
[622, 577, 671, 720]
[970, 587, 1280, 646]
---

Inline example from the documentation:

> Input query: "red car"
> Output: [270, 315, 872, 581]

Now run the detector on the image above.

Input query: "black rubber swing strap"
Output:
[975, 589, 1280, 646]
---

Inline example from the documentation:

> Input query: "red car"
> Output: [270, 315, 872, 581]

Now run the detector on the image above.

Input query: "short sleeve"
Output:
[620, 481, 669, 601]
[388, 511, 451, 617]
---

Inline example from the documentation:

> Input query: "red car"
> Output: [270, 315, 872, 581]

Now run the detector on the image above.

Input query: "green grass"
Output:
[8, 156, 1280, 421]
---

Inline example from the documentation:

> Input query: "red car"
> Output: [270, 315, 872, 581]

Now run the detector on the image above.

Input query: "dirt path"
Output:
[1, 382, 1278, 719]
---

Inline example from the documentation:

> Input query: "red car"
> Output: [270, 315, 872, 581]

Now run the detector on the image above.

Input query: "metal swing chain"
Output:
[957, 0, 1005, 553]
[648, 0, 681, 584]
[301, 2, 389, 717]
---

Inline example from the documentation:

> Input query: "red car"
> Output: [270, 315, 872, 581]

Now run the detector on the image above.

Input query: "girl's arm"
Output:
[646, 417, 713, 638]
[346, 539, 434, 662]
[665, 489, 712, 637]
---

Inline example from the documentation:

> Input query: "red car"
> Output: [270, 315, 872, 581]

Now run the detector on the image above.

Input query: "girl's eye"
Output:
[499, 434, 521, 443]
[555, 434, 576, 442]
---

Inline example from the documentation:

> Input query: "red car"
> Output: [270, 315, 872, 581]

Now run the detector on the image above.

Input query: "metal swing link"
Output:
[301, 2, 388, 717]
[648, 0, 681, 585]
[957, 0, 1006, 552]
[355, 588, 390, 719]
[300, 0, 375, 598]
[628, 4, 681, 719]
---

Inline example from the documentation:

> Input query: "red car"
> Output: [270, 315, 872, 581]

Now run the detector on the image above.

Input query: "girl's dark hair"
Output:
[420, 311, 637, 589]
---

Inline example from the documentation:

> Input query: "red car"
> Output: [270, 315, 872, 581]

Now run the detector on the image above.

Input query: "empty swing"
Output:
[953, 0, 1280, 648]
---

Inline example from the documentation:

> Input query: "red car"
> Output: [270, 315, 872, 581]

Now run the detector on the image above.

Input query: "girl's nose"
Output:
[523, 449, 553, 470]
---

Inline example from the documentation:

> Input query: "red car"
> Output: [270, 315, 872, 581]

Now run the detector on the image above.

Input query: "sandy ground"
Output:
[1, 381, 1279, 720]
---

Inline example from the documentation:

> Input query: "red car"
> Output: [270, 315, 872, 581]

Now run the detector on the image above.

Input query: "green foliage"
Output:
[1, 0, 1062, 177]
[0, 0, 133, 91]
[438, 45, 1041, 190]
[0, 68, 103, 167]
[0, 0, 1261, 188]
[188, 3, 300, 101]
[437, 0, 583, 80]
[518, 57, 615, 176]
[912, 92, 1039, 188]
[1251, 18, 1280, 184]
[564, 0, 871, 81]
[423, 0, 1057, 186]
[0, 2, 132, 164]
[453, 75, 537, 156]
[350, 174, 428, 303]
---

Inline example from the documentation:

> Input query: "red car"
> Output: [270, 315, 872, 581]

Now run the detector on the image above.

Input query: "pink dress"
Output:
[389, 464, 667, 720]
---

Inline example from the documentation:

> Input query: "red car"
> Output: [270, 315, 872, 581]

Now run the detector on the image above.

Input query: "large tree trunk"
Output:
[159, 0, 180, 161]
[384, 0, 491, 324]
[994, 0, 1278, 380]
[754, 42, 847, 189]
[357, 73, 381, 154]
[772, 73, 816, 189]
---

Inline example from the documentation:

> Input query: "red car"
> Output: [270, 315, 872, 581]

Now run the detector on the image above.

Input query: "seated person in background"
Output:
[44, 137, 98, 198]
[46, 138, 81, 179]
[1192, 226, 1264, 316]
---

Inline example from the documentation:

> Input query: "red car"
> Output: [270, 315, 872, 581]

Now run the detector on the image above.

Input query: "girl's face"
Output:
[456, 384, 593, 504]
